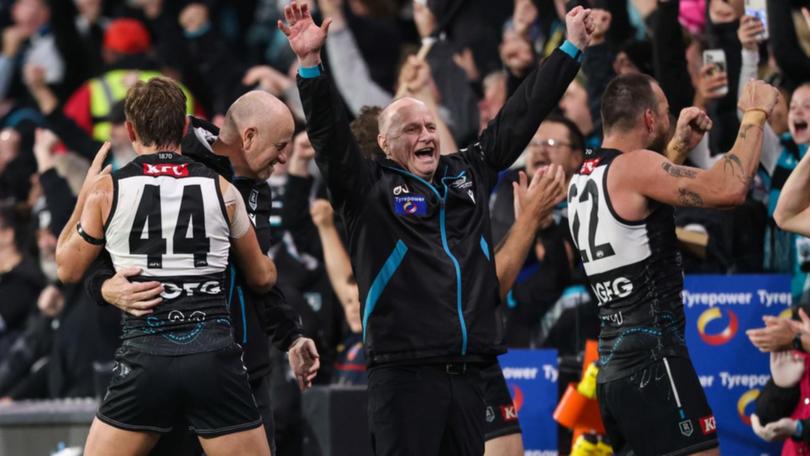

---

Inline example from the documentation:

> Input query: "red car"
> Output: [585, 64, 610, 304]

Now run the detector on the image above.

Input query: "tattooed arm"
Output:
[774, 152, 810, 237]
[607, 81, 777, 214]
[610, 111, 767, 212]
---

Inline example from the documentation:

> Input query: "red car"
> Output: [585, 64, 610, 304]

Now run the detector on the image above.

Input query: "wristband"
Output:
[794, 419, 804, 439]
[298, 65, 322, 79]
[560, 40, 584, 63]
[743, 108, 769, 118]
[77, 222, 105, 245]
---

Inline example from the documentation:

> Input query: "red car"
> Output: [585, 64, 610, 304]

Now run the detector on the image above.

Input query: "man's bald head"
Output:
[221, 91, 295, 179]
[377, 97, 428, 138]
[223, 91, 293, 139]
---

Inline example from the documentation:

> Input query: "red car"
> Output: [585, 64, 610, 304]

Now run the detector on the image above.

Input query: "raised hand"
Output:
[770, 350, 805, 388]
[589, 9, 612, 46]
[413, 0, 436, 39]
[737, 15, 764, 50]
[310, 198, 335, 228]
[669, 107, 713, 156]
[513, 164, 566, 223]
[738, 80, 779, 117]
[513, 0, 538, 38]
[78, 142, 113, 201]
[277, 0, 332, 67]
[242, 65, 292, 95]
[565, 6, 595, 51]
[33, 128, 59, 174]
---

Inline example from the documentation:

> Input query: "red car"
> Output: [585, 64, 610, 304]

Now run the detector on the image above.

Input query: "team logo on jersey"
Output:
[394, 195, 427, 216]
[579, 158, 601, 175]
[485, 406, 496, 423]
[737, 389, 759, 425]
[143, 163, 189, 177]
[467, 189, 476, 204]
[249, 189, 259, 211]
[678, 419, 694, 437]
[451, 175, 473, 190]
[393, 184, 410, 195]
[696, 307, 739, 345]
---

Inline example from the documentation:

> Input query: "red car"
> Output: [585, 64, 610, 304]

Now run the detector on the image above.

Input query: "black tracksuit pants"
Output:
[367, 363, 485, 456]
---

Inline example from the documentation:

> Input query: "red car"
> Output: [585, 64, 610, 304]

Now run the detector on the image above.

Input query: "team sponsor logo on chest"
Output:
[591, 277, 633, 305]
[394, 194, 428, 216]
[143, 163, 189, 177]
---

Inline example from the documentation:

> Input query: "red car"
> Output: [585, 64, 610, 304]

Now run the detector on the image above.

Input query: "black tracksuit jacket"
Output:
[298, 46, 580, 366]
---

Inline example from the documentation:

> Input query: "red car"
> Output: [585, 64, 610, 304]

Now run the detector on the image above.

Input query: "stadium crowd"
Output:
[0, 0, 809, 453]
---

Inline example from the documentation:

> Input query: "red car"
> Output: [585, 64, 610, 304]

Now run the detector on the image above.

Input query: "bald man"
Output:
[85, 91, 319, 455]
[280, 2, 593, 454]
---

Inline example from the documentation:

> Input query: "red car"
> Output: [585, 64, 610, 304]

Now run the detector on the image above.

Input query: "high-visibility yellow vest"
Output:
[88, 69, 195, 141]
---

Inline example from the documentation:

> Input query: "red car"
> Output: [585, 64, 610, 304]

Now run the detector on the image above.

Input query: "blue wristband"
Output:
[298, 65, 322, 79]
[795, 419, 804, 438]
[560, 40, 584, 63]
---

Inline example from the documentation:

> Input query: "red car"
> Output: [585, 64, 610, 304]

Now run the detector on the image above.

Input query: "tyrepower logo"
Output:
[696, 307, 739, 345]
[143, 163, 189, 177]
[737, 389, 759, 426]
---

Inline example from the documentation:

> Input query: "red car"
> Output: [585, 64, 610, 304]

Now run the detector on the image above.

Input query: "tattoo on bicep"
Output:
[661, 162, 698, 178]
[677, 188, 704, 207]
[722, 153, 754, 187]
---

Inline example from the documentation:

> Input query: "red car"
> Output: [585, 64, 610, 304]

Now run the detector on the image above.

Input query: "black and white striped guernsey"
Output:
[104, 152, 234, 355]
[567, 148, 689, 383]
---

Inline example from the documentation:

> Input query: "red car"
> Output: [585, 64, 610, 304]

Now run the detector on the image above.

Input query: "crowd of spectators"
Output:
[0, 0, 808, 452]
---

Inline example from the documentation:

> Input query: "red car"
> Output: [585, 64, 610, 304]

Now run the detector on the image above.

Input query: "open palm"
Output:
[278, 1, 332, 66]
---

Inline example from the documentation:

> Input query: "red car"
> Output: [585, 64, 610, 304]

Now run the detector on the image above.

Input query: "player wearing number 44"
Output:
[55, 78, 275, 456]
[567, 73, 779, 456]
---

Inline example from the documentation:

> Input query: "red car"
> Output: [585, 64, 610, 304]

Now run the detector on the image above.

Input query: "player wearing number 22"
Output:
[567, 73, 779, 455]
[55, 78, 274, 456]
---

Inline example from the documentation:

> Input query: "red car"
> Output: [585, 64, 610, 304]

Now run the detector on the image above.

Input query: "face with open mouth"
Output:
[379, 98, 440, 180]
[790, 85, 810, 145]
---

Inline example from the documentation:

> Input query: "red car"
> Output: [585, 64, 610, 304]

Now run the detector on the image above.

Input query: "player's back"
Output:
[105, 151, 233, 355]
[567, 148, 687, 383]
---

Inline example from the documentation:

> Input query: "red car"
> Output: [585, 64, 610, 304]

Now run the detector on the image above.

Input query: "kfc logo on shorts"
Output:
[500, 405, 518, 422]
[144, 163, 189, 177]
[700, 416, 717, 435]
[579, 158, 601, 175]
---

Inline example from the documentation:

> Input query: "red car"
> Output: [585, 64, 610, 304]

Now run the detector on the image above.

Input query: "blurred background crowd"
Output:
[0, 0, 807, 453]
